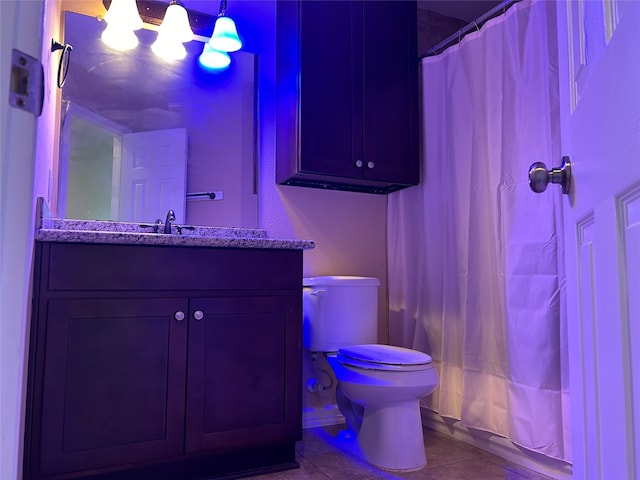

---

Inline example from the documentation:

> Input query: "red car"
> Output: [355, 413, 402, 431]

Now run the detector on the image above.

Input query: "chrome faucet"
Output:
[163, 209, 176, 234]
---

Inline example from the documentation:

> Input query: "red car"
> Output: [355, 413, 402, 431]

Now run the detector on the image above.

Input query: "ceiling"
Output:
[180, 1, 504, 27]
[70, 0, 505, 55]
[418, 0, 502, 22]
[89, 0, 504, 26]
[178, 1, 506, 58]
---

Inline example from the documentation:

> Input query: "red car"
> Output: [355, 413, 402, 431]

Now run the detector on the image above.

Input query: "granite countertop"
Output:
[36, 219, 315, 250]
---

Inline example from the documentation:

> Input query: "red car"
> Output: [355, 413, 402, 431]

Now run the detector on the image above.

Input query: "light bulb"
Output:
[208, 16, 242, 52]
[151, 33, 187, 61]
[101, 23, 139, 51]
[151, 1, 194, 61]
[101, 0, 143, 51]
[158, 1, 194, 43]
[198, 44, 231, 70]
[103, 0, 143, 30]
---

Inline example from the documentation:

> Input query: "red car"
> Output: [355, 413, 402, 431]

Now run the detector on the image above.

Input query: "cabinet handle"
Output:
[193, 310, 204, 320]
[355, 160, 363, 168]
[174, 311, 185, 322]
[367, 161, 375, 169]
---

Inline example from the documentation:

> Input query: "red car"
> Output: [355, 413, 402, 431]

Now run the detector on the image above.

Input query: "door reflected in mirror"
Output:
[59, 10, 257, 227]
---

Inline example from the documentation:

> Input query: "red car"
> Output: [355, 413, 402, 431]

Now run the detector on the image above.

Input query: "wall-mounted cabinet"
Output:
[276, 0, 419, 194]
[24, 242, 302, 480]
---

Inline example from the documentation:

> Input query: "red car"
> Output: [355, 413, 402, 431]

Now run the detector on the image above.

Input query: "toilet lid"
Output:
[337, 344, 432, 371]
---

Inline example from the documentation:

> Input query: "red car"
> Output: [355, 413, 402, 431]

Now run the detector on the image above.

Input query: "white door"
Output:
[59, 103, 130, 219]
[556, 1, 640, 478]
[118, 128, 187, 223]
[1, 1, 43, 478]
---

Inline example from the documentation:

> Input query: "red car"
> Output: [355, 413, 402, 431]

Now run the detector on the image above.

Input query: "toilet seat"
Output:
[337, 344, 433, 371]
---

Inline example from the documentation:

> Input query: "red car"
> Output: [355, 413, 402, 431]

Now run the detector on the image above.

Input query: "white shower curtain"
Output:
[387, 0, 570, 461]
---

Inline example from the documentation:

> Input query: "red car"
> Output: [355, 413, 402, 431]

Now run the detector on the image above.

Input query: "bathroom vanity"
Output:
[23, 220, 314, 480]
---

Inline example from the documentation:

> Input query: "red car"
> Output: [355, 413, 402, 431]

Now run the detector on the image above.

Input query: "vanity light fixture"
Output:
[208, 0, 242, 52]
[151, 0, 194, 61]
[101, 0, 143, 51]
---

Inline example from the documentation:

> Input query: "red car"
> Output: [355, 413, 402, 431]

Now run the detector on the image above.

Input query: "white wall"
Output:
[247, 0, 389, 424]
[35, 0, 62, 203]
[246, 0, 388, 311]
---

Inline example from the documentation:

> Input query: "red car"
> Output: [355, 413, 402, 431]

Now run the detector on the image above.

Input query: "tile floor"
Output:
[245, 425, 556, 480]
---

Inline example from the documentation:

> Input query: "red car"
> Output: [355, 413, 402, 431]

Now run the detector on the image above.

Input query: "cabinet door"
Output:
[299, 0, 360, 178]
[185, 295, 301, 453]
[362, 0, 419, 184]
[39, 298, 188, 476]
[277, 0, 419, 192]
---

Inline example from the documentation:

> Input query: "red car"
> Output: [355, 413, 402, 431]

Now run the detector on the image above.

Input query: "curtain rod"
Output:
[422, 0, 521, 58]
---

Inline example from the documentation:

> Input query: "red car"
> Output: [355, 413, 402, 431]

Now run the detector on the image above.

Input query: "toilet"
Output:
[303, 276, 439, 472]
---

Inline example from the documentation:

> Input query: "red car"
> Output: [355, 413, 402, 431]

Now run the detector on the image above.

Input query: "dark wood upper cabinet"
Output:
[276, 0, 419, 194]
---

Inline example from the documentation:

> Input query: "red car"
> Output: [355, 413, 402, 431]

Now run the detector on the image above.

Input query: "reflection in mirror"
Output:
[59, 10, 258, 227]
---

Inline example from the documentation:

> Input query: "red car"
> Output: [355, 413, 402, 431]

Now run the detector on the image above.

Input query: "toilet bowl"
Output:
[328, 344, 438, 471]
[303, 276, 440, 472]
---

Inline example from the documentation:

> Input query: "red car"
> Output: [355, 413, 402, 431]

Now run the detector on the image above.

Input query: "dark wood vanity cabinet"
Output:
[36, 297, 188, 475]
[24, 242, 303, 480]
[185, 295, 300, 453]
[276, 0, 419, 194]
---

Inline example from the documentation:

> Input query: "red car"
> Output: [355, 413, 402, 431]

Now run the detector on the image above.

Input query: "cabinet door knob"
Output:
[355, 160, 363, 168]
[193, 310, 204, 320]
[367, 161, 375, 169]
[174, 311, 185, 322]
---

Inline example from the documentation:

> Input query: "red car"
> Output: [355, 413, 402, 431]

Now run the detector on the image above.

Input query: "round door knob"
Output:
[367, 161, 375, 169]
[193, 310, 204, 320]
[174, 311, 185, 322]
[355, 160, 363, 168]
[528, 156, 572, 195]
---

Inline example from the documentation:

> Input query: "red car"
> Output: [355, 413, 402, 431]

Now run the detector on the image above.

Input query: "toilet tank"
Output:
[303, 276, 380, 352]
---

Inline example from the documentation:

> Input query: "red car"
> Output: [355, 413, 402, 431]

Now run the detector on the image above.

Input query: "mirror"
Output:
[58, 9, 258, 227]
